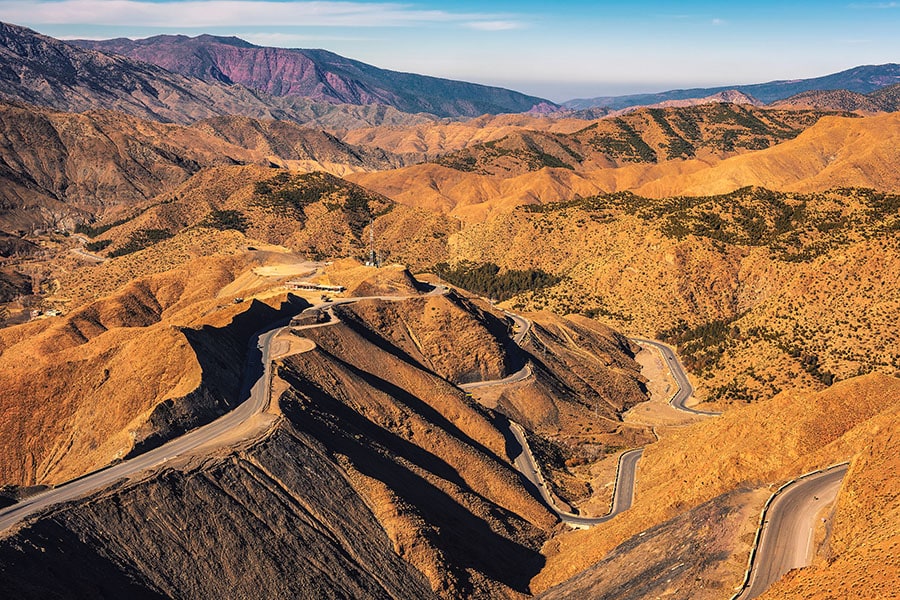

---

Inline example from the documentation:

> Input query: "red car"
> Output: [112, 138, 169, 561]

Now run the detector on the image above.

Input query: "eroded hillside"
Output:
[443, 187, 900, 405]
[349, 111, 900, 220]
[532, 374, 900, 597]
[0, 261, 653, 599]
[0, 250, 307, 486]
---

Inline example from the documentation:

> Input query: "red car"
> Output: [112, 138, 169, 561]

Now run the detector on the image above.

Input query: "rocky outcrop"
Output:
[0, 101, 403, 230]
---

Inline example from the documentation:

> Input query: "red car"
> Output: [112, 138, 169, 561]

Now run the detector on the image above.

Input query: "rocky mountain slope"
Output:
[0, 100, 406, 232]
[771, 83, 900, 112]
[564, 63, 900, 110]
[441, 186, 899, 406]
[73, 34, 553, 118]
[430, 104, 840, 175]
[534, 373, 900, 596]
[0, 248, 653, 598]
[349, 111, 900, 220]
[0, 21, 437, 130]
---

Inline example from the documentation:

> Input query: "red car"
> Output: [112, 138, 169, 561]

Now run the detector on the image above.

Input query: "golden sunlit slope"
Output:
[763, 404, 900, 600]
[0, 249, 303, 486]
[348, 163, 605, 222]
[349, 112, 900, 221]
[340, 113, 593, 155]
[59, 167, 456, 306]
[432, 105, 836, 177]
[0, 265, 655, 598]
[444, 186, 899, 406]
[532, 373, 900, 593]
[0, 101, 404, 231]
[634, 112, 900, 197]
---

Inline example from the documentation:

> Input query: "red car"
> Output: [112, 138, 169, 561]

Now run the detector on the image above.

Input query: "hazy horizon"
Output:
[3, 0, 899, 102]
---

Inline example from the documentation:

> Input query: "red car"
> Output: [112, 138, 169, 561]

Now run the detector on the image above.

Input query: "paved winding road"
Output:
[631, 337, 720, 416]
[0, 316, 295, 531]
[0, 284, 446, 532]
[738, 464, 848, 599]
[4, 279, 839, 598]
[462, 310, 645, 527]
[510, 418, 643, 528]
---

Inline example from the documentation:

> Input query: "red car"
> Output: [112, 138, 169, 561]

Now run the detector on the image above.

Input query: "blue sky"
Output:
[2, 0, 899, 101]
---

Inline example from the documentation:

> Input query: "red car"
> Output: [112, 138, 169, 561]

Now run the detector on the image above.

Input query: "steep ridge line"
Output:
[2, 278, 845, 599]
[461, 310, 649, 528]
[0, 309, 309, 531]
[733, 462, 850, 600]
[0, 285, 447, 532]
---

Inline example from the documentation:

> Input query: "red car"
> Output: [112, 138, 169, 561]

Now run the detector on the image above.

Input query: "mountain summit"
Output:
[72, 34, 554, 118]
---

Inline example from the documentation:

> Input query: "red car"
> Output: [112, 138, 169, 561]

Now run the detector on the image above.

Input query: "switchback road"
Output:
[509, 417, 643, 528]
[631, 337, 720, 416]
[0, 283, 449, 532]
[463, 310, 645, 527]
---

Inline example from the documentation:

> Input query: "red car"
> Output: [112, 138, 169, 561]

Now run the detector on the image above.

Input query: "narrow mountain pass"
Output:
[462, 311, 666, 527]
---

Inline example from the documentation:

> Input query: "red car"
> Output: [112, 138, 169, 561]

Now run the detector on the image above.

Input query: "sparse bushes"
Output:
[434, 261, 561, 302]
[200, 209, 248, 233]
[253, 171, 392, 236]
[108, 229, 173, 258]
[75, 218, 131, 238]
[85, 239, 112, 252]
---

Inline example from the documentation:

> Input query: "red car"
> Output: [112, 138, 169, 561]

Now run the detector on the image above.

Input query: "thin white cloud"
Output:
[465, 20, 523, 31]
[0, 0, 508, 28]
[848, 1, 899, 7]
[711, 17, 725, 26]
[237, 31, 377, 46]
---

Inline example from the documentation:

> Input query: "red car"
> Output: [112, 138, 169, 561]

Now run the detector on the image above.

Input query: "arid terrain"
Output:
[0, 19, 898, 600]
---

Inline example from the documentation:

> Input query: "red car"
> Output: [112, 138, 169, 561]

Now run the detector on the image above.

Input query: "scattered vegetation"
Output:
[200, 209, 248, 233]
[433, 261, 561, 302]
[253, 171, 392, 236]
[434, 134, 576, 174]
[588, 118, 658, 163]
[84, 239, 112, 252]
[108, 229, 173, 258]
[525, 186, 900, 263]
[75, 217, 132, 238]
[658, 315, 745, 373]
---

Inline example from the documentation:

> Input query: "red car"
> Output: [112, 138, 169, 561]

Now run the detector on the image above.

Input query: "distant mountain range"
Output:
[565, 63, 900, 110]
[0, 21, 450, 129]
[0, 21, 552, 128]
[772, 84, 900, 112]
[3, 20, 898, 127]
[72, 34, 553, 118]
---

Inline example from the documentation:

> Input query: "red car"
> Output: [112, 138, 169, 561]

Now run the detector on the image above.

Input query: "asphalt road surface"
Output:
[510, 418, 643, 527]
[631, 337, 720, 416]
[739, 465, 848, 599]
[0, 320, 290, 532]
[465, 310, 643, 527]
[0, 287, 447, 532]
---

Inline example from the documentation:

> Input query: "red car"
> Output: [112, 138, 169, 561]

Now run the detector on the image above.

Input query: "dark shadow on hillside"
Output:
[329, 303, 426, 373]
[127, 294, 309, 457]
[278, 363, 546, 595]
[0, 518, 166, 600]
[486, 411, 549, 507]
[321, 348, 514, 469]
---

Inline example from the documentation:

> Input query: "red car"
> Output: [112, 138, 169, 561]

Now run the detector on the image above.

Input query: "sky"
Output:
[2, 0, 899, 101]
